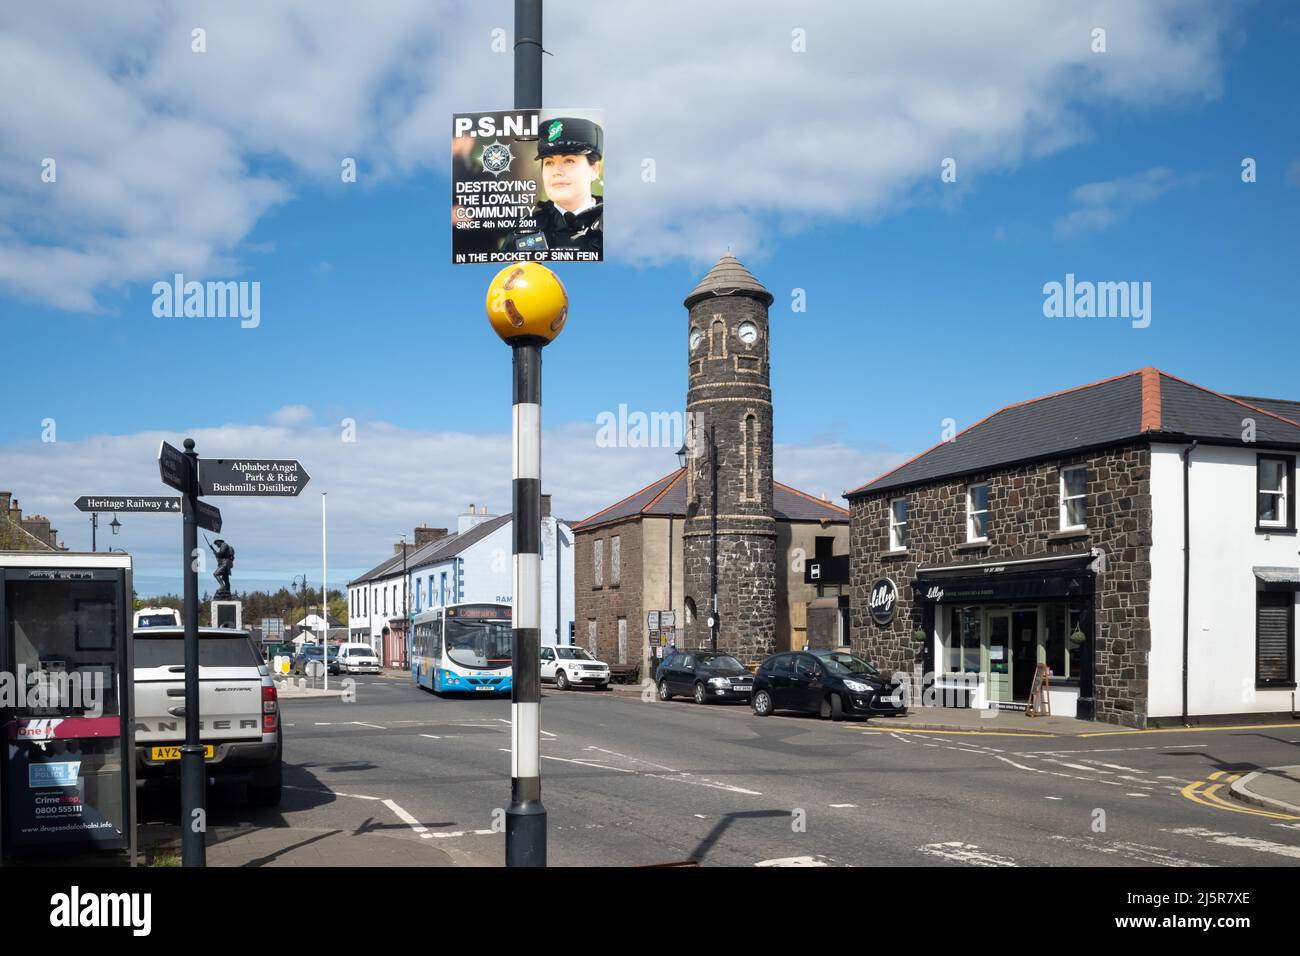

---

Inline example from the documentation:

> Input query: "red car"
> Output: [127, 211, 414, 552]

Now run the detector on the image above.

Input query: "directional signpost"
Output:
[155, 440, 309, 867]
[74, 495, 181, 514]
[198, 459, 310, 498]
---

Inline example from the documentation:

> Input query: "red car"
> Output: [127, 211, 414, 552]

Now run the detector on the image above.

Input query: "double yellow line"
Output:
[1180, 771, 1300, 821]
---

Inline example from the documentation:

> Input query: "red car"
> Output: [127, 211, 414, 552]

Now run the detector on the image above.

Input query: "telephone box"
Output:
[0, 552, 136, 864]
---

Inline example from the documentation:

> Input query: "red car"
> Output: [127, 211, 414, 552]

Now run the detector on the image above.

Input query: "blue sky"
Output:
[1, 1, 1297, 591]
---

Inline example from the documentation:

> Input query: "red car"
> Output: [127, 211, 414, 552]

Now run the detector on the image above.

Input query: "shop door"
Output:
[1011, 610, 1039, 701]
[985, 612, 1012, 703]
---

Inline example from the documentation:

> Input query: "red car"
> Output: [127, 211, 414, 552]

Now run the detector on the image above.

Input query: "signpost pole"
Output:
[322, 492, 328, 693]
[179, 438, 206, 867]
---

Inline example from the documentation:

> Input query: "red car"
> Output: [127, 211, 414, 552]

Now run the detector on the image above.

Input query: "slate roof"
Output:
[408, 514, 512, 572]
[572, 469, 849, 532]
[849, 367, 1300, 498]
[683, 253, 773, 308]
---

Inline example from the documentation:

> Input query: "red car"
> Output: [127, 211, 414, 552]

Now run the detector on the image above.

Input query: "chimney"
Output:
[414, 525, 449, 548]
[541, 494, 552, 518]
[0, 492, 10, 514]
[458, 503, 492, 534]
[22, 515, 51, 545]
[9, 498, 21, 523]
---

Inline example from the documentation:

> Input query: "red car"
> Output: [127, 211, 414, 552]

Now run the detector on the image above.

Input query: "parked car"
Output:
[291, 643, 338, 676]
[540, 644, 610, 690]
[335, 642, 381, 674]
[750, 650, 906, 720]
[134, 626, 282, 806]
[656, 650, 753, 704]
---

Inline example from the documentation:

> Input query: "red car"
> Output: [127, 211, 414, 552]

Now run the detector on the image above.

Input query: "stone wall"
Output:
[849, 444, 1152, 727]
[573, 518, 644, 666]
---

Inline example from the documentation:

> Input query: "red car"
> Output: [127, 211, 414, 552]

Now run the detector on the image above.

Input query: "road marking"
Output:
[584, 746, 678, 773]
[541, 753, 634, 772]
[427, 829, 497, 840]
[1056, 761, 1114, 773]
[1127, 793, 1149, 797]
[848, 725, 1055, 738]
[1081, 760, 1147, 773]
[284, 785, 382, 801]
[918, 842, 1017, 867]
[1044, 796, 1063, 800]
[1081, 723, 1300, 737]
[420, 734, 441, 739]
[352, 721, 386, 730]
[755, 856, 830, 867]
[1179, 780, 1300, 820]
[382, 798, 428, 837]
[1165, 826, 1300, 860]
[829, 803, 857, 808]
[1050, 835, 1209, 867]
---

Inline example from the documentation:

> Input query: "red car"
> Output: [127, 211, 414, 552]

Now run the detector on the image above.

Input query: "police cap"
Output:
[535, 117, 603, 160]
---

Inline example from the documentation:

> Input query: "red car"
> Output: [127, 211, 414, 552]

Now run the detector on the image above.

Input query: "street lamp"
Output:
[110, 514, 121, 536]
[677, 424, 719, 652]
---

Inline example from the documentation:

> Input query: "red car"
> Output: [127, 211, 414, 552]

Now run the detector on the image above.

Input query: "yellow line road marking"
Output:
[1209, 770, 1224, 780]
[1179, 780, 1300, 821]
[1082, 723, 1300, 737]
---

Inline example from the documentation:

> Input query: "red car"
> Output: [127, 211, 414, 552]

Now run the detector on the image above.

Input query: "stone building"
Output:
[0, 491, 61, 551]
[574, 254, 849, 671]
[846, 367, 1300, 728]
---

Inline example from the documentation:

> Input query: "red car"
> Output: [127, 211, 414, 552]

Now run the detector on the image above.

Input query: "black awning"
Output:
[915, 564, 1095, 605]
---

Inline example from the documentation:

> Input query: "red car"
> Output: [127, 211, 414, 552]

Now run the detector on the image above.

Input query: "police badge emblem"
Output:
[480, 140, 514, 175]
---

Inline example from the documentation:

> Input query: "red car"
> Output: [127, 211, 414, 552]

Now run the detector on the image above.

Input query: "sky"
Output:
[1, 0, 1297, 595]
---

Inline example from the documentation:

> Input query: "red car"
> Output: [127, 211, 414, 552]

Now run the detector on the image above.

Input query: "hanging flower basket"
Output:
[911, 627, 927, 644]
[1069, 627, 1086, 645]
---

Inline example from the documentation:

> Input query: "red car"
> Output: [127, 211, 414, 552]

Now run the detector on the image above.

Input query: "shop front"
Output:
[914, 553, 1097, 720]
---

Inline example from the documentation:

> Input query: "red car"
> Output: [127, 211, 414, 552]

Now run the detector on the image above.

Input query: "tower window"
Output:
[741, 413, 759, 501]
[709, 318, 727, 359]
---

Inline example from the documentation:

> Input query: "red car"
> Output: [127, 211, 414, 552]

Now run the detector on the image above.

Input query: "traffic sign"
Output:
[198, 459, 311, 497]
[74, 495, 180, 514]
[194, 500, 222, 534]
[158, 441, 193, 494]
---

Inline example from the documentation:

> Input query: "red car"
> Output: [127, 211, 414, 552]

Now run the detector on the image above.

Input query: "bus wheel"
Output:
[556, 670, 570, 691]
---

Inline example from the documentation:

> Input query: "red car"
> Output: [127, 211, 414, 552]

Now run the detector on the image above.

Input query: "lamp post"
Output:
[486, 256, 568, 868]
[397, 532, 408, 669]
[677, 424, 719, 651]
[110, 514, 121, 537]
[90, 512, 97, 552]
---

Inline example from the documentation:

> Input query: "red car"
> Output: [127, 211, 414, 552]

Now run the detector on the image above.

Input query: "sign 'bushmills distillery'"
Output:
[198, 459, 311, 498]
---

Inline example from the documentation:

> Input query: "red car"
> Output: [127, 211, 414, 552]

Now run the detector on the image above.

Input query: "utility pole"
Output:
[179, 439, 205, 866]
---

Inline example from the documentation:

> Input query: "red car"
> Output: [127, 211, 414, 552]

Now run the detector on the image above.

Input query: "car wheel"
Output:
[752, 690, 773, 716]
[556, 670, 570, 691]
[658, 680, 672, 701]
[830, 693, 844, 722]
[693, 682, 707, 705]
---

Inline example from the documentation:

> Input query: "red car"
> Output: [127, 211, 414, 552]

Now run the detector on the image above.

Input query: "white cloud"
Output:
[268, 405, 313, 427]
[1, 1, 1231, 310]
[0, 417, 901, 595]
[1053, 166, 1194, 239]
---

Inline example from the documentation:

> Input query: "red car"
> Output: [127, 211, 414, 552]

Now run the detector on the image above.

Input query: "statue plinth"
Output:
[212, 600, 243, 630]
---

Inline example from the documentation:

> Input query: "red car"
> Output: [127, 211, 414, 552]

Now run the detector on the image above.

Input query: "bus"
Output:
[411, 602, 513, 695]
[134, 606, 180, 629]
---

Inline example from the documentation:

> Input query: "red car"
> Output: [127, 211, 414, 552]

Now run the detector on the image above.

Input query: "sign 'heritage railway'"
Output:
[74, 495, 180, 514]
[198, 459, 311, 497]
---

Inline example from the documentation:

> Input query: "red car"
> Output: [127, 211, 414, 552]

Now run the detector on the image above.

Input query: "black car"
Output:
[750, 650, 906, 720]
[656, 651, 754, 704]
[290, 643, 339, 676]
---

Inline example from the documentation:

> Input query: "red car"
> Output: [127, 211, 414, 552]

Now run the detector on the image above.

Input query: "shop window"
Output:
[967, 483, 989, 541]
[1045, 604, 1084, 681]
[1060, 466, 1088, 530]
[1256, 592, 1295, 686]
[889, 498, 908, 550]
[947, 607, 981, 673]
[1257, 455, 1295, 531]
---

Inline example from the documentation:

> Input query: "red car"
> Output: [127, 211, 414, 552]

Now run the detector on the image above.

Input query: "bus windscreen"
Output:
[444, 619, 512, 670]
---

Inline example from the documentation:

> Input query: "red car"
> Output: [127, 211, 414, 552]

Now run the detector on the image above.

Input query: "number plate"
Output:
[150, 745, 215, 760]
[474, 685, 494, 691]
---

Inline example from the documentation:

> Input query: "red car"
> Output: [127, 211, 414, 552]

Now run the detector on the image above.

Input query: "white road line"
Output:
[541, 753, 634, 772]
[283, 785, 383, 801]
[584, 746, 678, 773]
[829, 804, 857, 808]
[1164, 827, 1300, 861]
[382, 798, 428, 837]
[1055, 761, 1114, 773]
[420, 734, 441, 739]
[1050, 835, 1209, 867]
[1126, 793, 1149, 797]
[1044, 796, 1064, 801]
[756, 856, 829, 867]
[918, 842, 1018, 867]
[352, 721, 386, 730]
[1082, 760, 1147, 773]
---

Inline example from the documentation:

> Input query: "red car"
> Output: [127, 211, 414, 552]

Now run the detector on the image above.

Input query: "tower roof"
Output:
[684, 253, 774, 308]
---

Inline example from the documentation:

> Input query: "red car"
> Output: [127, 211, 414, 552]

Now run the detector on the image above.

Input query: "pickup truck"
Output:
[133, 626, 283, 806]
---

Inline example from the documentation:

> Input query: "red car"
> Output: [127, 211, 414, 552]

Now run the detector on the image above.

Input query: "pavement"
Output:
[138, 823, 456, 867]
[1232, 765, 1300, 816]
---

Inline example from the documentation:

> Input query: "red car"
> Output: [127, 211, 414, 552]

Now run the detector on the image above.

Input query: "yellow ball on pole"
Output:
[486, 262, 569, 345]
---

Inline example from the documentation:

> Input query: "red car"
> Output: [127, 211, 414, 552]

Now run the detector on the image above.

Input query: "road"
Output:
[140, 675, 1300, 867]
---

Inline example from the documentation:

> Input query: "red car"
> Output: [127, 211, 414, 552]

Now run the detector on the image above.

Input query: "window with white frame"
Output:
[1258, 455, 1293, 529]
[967, 483, 989, 541]
[888, 498, 908, 550]
[593, 538, 604, 587]
[1060, 466, 1088, 530]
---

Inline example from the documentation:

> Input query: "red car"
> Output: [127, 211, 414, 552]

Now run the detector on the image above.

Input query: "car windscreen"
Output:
[445, 619, 513, 670]
[348, 648, 376, 658]
[134, 635, 262, 668]
[817, 652, 881, 677]
[137, 614, 179, 627]
[695, 654, 744, 671]
[556, 647, 593, 660]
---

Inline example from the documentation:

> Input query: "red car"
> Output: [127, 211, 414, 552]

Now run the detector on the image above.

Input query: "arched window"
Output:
[741, 413, 758, 501]
[685, 597, 697, 626]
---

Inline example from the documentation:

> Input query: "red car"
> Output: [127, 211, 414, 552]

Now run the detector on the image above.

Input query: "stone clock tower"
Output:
[682, 253, 777, 660]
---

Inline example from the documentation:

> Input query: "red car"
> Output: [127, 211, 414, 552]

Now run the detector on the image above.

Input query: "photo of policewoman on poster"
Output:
[451, 108, 604, 264]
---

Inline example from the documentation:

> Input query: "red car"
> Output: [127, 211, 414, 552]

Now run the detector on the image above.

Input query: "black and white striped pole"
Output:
[487, 261, 568, 867]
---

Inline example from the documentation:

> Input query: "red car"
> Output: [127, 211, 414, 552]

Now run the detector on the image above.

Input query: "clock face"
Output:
[689, 328, 703, 351]
[737, 321, 758, 345]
